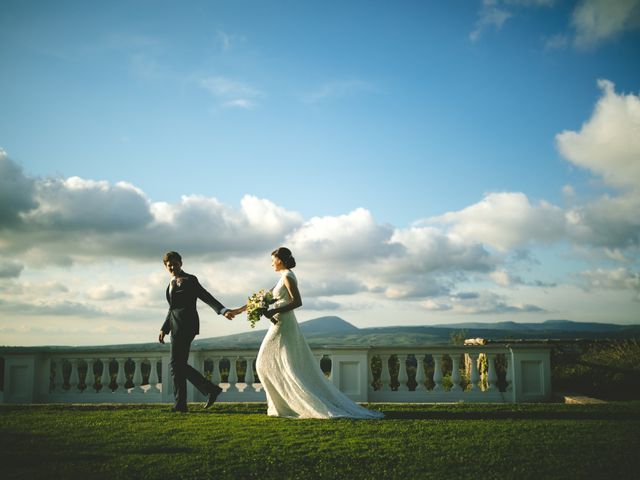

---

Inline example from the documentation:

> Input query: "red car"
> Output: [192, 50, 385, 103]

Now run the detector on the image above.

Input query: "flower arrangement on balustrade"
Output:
[246, 289, 275, 328]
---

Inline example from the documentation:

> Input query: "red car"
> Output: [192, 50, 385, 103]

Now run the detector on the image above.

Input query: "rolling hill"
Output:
[2, 317, 639, 352]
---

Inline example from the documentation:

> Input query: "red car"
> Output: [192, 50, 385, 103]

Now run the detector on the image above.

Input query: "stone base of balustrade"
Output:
[369, 390, 512, 403]
[41, 389, 163, 404]
[192, 384, 267, 403]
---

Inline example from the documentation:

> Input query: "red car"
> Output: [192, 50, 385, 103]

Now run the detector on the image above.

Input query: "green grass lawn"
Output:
[1, 402, 638, 480]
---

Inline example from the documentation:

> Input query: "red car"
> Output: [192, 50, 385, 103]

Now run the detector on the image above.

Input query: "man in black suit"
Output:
[159, 251, 235, 412]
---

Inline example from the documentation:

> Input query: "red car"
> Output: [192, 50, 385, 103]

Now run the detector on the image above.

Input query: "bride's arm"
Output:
[265, 276, 302, 317]
[230, 304, 248, 316]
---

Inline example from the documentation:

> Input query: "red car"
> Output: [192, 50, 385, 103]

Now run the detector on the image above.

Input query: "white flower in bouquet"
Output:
[246, 289, 275, 328]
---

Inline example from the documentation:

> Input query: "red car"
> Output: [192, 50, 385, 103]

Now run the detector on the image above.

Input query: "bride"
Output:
[232, 247, 383, 419]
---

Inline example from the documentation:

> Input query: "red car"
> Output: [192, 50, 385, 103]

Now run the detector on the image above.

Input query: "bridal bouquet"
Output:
[246, 289, 275, 328]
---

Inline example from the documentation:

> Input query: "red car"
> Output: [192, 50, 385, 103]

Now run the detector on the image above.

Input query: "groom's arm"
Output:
[193, 277, 232, 318]
[159, 313, 171, 343]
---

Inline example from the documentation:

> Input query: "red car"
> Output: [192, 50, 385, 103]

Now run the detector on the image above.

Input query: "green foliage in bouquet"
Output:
[246, 289, 275, 328]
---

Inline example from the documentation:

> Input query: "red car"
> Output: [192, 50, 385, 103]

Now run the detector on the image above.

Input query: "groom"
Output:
[159, 251, 235, 413]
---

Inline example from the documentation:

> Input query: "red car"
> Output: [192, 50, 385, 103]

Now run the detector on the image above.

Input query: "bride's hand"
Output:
[264, 309, 278, 324]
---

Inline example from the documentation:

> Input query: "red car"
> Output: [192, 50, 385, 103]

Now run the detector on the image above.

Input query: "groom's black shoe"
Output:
[204, 385, 223, 409]
[169, 406, 188, 413]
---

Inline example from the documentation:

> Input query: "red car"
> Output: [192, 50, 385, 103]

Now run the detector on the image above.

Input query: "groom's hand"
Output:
[158, 331, 166, 344]
[223, 311, 235, 320]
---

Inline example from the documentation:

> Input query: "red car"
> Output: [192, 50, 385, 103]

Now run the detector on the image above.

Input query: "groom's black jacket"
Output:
[161, 272, 225, 338]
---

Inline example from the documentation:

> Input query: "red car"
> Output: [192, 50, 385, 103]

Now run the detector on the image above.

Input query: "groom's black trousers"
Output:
[169, 334, 216, 409]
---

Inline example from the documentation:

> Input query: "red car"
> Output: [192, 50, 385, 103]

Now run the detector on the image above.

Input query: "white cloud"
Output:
[429, 192, 566, 251]
[223, 99, 255, 109]
[421, 299, 453, 311]
[215, 29, 245, 52]
[566, 192, 640, 248]
[0, 260, 24, 278]
[556, 80, 640, 191]
[288, 208, 397, 262]
[445, 290, 546, 315]
[389, 226, 494, 273]
[216, 30, 232, 51]
[571, 0, 640, 48]
[303, 298, 342, 311]
[305, 278, 369, 297]
[198, 75, 261, 109]
[544, 33, 569, 50]
[0, 299, 107, 317]
[580, 267, 640, 297]
[24, 176, 153, 232]
[557, 80, 640, 250]
[302, 79, 376, 104]
[0, 150, 37, 225]
[490, 268, 516, 287]
[0, 160, 304, 264]
[86, 285, 130, 301]
[470, 0, 557, 43]
[470, 6, 512, 42]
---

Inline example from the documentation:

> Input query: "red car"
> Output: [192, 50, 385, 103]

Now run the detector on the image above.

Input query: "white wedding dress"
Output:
[255, 270, 384, 419]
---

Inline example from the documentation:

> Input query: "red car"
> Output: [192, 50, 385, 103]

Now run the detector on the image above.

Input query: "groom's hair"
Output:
[163, 251, 182, 264]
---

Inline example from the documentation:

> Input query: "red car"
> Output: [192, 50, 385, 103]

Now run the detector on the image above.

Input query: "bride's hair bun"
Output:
[272, 247, 296, 269]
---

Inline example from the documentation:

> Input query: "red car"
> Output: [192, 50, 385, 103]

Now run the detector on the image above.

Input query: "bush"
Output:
[552, 339, 640, 400]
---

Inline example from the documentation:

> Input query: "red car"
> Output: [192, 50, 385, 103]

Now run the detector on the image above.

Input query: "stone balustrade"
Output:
[0, 343, 551, 404]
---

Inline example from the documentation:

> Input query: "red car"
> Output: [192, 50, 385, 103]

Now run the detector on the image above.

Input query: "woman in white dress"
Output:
[233, 247, 383, 419]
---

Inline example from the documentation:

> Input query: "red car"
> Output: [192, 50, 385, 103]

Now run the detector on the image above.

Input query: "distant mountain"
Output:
[431, 319, 637, 333]
[192, 317, 640, 349]
[2, 317, 639, 352]
[193, 316, 360, 348]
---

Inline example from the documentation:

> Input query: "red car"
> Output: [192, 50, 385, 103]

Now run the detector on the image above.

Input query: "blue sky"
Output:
[1, 0, 639, 346]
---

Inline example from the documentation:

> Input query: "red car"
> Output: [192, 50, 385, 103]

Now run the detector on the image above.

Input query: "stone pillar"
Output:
[468, 353, 480, 391]
[380, 354, 391, 392]
[397, 354, 409, 391]
[451, 354, 462, 392]
[432, 354, 443, 391]
[100, 359, 111, 393]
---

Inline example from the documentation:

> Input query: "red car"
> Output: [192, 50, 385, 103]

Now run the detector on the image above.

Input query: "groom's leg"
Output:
[185, 363, 218, 395]
[169, 335, 191, 410]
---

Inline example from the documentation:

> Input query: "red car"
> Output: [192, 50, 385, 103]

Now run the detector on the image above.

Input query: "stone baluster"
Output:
[245, 357, 256, 392]
[487, 354, 498, 392]
[415, 354, 426, 391]
[85, 359, 95, 392]
[54, 358, 64, 393]
[228, 357, 238, 392]
[505, 354, 513, 392]
[397, 354, 409, 391]
[468, 353, 480, 391]
[211, 357, 222, 386]
[450, 354, 462, 392]
[380, 354, 391, 391]
[100, 358, 111, 393]
[69, 359, 78, 393]
[148, 358, 160, 393]
[116, 358, 127, 392]
[432, 354, 443, 391]
[133, 358, 144, 393]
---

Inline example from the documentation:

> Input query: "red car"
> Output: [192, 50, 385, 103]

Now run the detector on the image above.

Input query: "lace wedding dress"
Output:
[255, 270, 384, 419]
